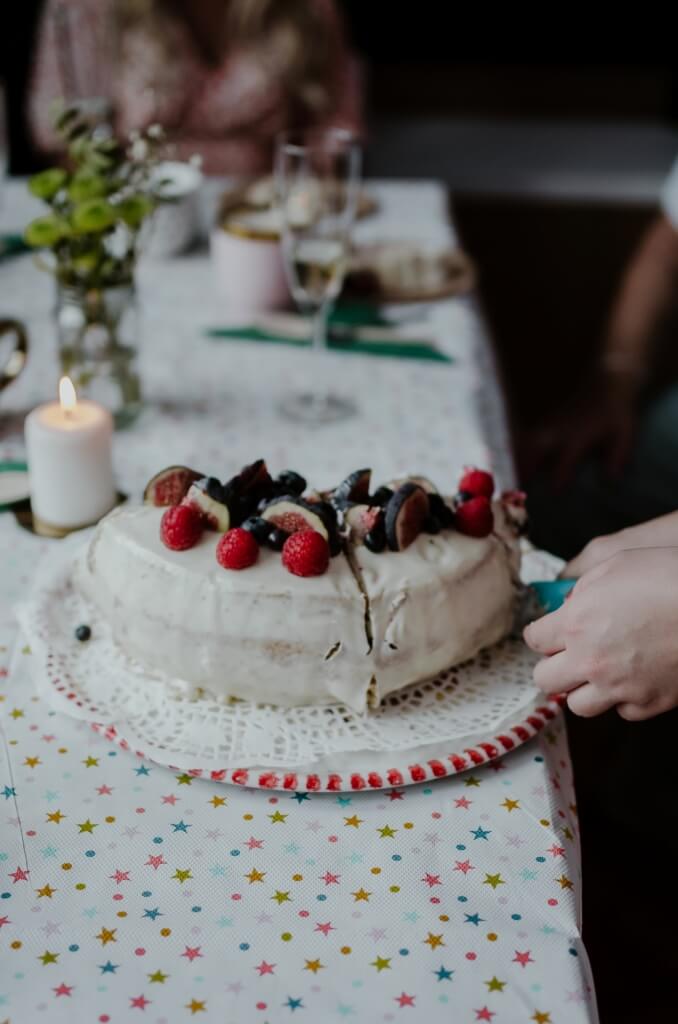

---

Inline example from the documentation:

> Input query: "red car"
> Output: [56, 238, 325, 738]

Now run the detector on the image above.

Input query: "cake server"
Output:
[514, 578, 576, 634]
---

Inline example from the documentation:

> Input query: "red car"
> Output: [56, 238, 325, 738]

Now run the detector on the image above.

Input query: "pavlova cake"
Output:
[74, 460, 525, 712]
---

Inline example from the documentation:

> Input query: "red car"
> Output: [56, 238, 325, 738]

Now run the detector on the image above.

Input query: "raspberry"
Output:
[282, 530, 330, 577]
[455, 495, 494, 538]
[160, 504, 204, 551]
[458, 468, 495, 500]
[216, 527, 259, 570]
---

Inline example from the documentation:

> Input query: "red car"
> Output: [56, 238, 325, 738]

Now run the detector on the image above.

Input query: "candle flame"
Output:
[59, 376, 77, 414]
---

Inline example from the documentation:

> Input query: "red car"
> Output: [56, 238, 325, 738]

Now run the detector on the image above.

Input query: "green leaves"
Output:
[24, 215, 70, 248]
[71, 199, 117, 234]
[28, 168, 67, 201]
[67, 172, 109, 203]
[117, 194, 154, 228]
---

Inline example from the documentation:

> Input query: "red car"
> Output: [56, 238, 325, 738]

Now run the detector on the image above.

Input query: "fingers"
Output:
[616, 701, 657, 722]
[523, 606, 568, 656]
[533, 651, 582, 695]
[566, 683, 616, 717]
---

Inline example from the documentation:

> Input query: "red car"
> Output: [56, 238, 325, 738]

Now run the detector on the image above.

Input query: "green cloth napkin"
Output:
[206, 304, 452, 364]
[0, 461, 29, 511]
[0, 235, 29, 262]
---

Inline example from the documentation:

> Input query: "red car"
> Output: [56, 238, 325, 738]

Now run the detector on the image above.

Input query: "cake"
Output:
[74, 461, 524, 713]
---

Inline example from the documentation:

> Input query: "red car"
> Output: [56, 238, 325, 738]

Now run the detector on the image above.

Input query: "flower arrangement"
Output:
[24, 105, 167, 288]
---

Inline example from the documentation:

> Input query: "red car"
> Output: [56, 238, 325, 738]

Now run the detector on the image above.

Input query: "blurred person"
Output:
[28, 0, 363, 175]
[526, 158, 678, 560]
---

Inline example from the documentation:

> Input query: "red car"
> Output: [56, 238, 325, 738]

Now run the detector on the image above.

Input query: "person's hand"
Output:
[563, 510, 678, 578]
[521, 373, 638, 490]
[524, 546, 678, 721]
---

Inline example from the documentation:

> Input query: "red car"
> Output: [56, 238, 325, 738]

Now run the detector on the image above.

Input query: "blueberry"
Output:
[267, 528, 288, 551]
[364, 528, 386, 553]
[277, 470, 306, 496]
[456, 490, 472, 504]
[75, 624, 91, 642]
[423, 515, 442, 534]
[242, 516, 272, 544]
[371, 486, 394, 507]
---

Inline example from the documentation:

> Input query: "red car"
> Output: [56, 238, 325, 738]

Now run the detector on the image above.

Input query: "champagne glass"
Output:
[275, 128, 361, 423]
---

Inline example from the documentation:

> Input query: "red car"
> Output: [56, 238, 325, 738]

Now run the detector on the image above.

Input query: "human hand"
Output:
[563, 510, 678, 578]
[524, 547, 678, 721]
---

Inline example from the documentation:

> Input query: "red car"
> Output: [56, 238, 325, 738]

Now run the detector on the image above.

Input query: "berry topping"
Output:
[455, 495, 494, 538]
[423, 515, 442, 534]
[332, 468, 372, 507]
[261, 498, 329, 539]
[345, 503, 383, 542]
[458, 468, 495, 500]
[182, 477, 231, 532]
[364, 526, 386, 553]
[276, 470, 306, 496]
[242, 516, 273, 544]
[144, 465, 203, 507]
[216, 527, 260, 570]
[75, 624, 91, 642]
[371, 485, 394, 507]
[160, 504, 204, 551]
[266, 527, 289, 551]
[282, 530, 330, 577]
[384, 483, 430, 551]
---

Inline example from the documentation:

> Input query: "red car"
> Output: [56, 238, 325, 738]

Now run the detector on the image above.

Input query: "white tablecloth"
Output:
[0, 178, 597, 1023]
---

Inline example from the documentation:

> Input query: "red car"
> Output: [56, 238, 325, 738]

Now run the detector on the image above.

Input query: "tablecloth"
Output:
[0, 178, 598, 1023]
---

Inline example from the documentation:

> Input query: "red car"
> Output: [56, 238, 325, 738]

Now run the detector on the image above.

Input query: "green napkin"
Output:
[206, 304, 452, 364]
[0, 461, 29, 511]
[0, 235, 29, 262]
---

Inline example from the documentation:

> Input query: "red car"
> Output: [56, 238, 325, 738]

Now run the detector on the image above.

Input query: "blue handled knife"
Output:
[514, 578, 577, 634]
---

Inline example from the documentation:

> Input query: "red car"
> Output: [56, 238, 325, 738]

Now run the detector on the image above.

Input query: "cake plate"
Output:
[18, 542, 563, 793]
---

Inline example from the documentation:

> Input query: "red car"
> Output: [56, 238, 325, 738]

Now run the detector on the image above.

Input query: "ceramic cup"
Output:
[142, 160, 203, 259]
[210, 206, 290, 314]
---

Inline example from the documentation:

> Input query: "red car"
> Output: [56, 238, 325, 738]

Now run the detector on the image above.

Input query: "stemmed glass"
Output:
[275, 128, 361, 423]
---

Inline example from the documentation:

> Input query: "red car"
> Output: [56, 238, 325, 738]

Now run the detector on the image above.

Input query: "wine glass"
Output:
[275, 128, 361, 423]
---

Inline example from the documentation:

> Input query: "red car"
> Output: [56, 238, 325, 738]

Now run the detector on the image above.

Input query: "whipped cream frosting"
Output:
[74, 502, 520, 712]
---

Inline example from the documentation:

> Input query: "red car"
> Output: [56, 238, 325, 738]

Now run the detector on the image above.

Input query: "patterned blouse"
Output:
[29, 0, 363, 174]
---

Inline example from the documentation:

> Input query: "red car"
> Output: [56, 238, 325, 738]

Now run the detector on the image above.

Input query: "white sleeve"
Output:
[660, 157, 678, 228]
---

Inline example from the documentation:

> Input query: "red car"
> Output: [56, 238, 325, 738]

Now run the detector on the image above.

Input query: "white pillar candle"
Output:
[25, 377, 117, 534]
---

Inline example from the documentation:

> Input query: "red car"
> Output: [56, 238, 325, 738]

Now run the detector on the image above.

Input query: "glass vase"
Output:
[55, 281, 142, 428]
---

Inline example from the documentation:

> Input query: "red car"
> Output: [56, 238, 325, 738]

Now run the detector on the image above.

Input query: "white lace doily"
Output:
[18, 542, 563, 791]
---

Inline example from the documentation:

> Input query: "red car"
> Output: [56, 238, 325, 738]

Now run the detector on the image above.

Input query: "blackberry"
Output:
[423, 516, 442, 534]
[371, 486, 394, 507]
[276, 470, 306, 496]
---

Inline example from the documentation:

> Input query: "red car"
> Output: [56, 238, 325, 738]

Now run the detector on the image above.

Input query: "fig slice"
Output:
[238, 459, 273, 497]
[384, 483, 430, 551]
[344, 504, 383, 542]
[182, 478, 231, 532]
[261, 497, 329, 539]
[143, 465, 203, 507]
[387, 475, 439, 495]
[332, 468, 372, 506]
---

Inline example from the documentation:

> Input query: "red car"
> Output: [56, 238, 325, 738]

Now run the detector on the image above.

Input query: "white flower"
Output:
[104, 223, 133, 260]
[189, 153, 203, 169]
[147, 123, 164, 139]
[130, 138, 148, 162]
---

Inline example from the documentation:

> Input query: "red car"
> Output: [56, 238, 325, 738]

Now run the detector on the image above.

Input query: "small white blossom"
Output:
[147, 123, 164, 139]
[130, 138, 148, 162]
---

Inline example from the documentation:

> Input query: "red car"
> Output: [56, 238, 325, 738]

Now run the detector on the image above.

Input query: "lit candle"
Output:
[24, 377, 117, 536]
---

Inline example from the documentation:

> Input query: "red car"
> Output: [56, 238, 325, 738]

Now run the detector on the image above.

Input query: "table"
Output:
[0, 179, 598, 1023]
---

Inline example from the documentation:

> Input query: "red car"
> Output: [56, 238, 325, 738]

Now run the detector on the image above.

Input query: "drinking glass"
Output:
[275, 128, 361, 423]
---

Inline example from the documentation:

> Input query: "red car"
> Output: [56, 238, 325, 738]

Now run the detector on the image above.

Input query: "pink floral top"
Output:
[29, 0, 363, 174]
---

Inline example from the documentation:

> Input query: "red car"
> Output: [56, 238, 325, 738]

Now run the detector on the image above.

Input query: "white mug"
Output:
[210, 209, 290, 314]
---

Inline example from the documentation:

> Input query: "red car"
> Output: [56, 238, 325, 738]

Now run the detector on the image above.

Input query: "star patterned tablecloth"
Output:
[0, 178, 598, 1023]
